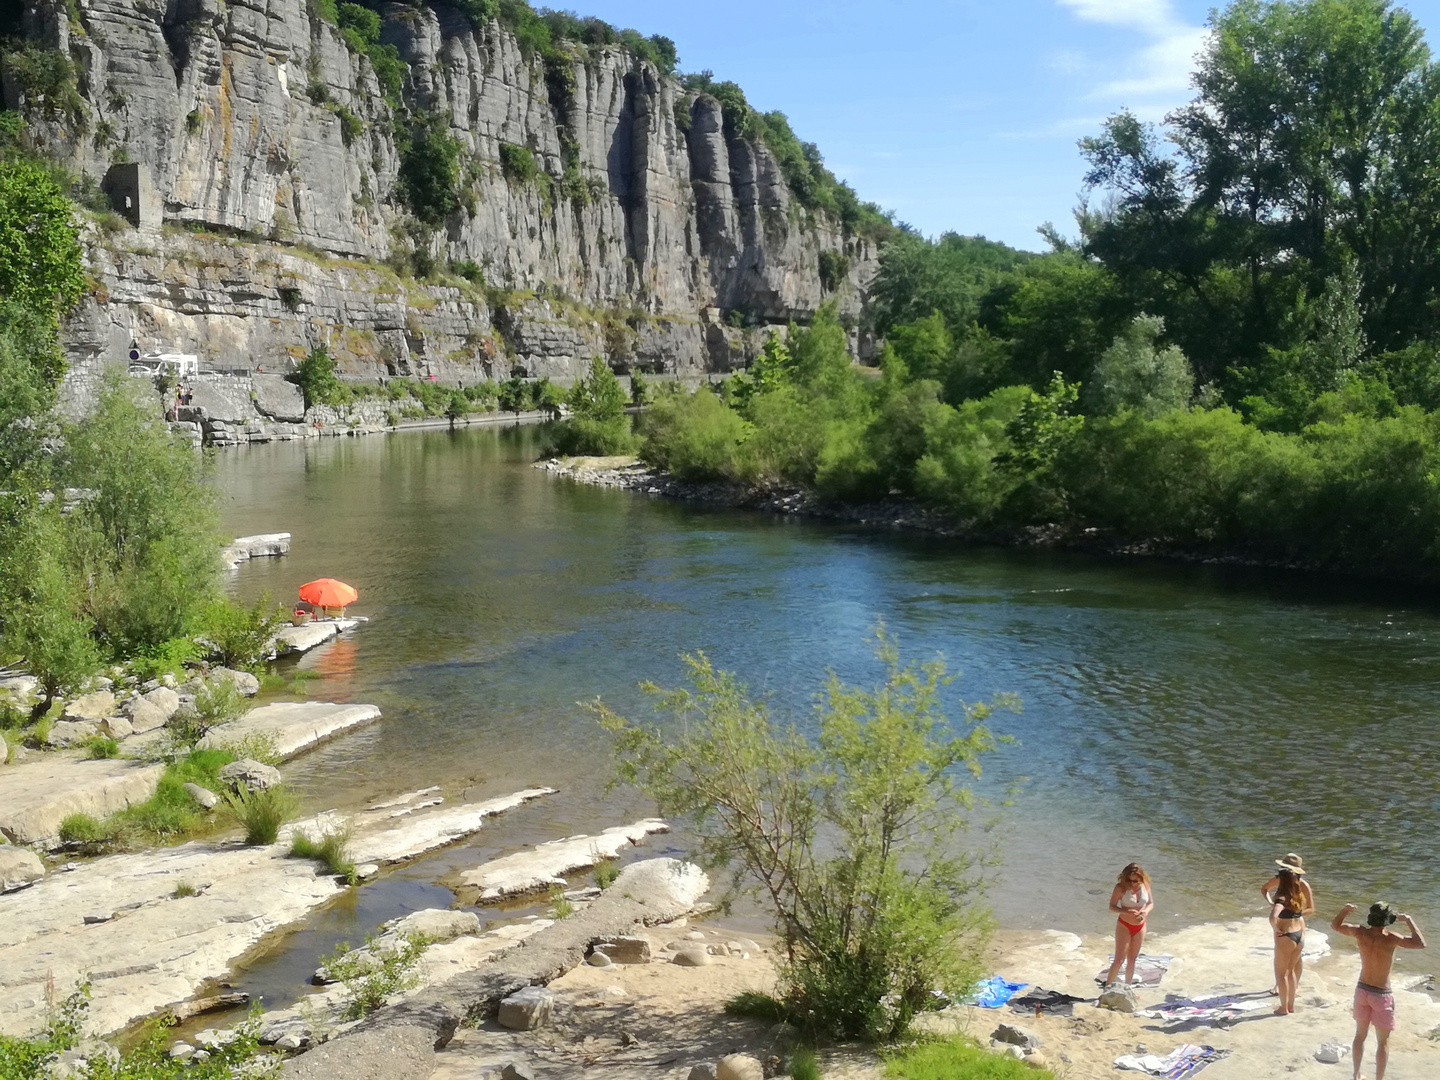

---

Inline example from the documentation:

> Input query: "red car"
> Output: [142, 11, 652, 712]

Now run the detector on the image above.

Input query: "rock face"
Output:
[217, 759, 282, 792]
[63, 691, 115, 722]
[6, 2, 877, 407]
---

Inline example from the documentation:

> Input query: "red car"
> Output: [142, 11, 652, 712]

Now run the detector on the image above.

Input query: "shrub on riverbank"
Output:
[595, 628, 1010, 1041]
[223, 783, 301, 845]
[549, 357, 636, 456]
[0, 983, 272, 1080]
[322, 932, 429, 1019]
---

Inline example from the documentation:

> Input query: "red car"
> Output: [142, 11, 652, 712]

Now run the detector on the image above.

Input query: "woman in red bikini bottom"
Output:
[1105, 862, 1154, 986]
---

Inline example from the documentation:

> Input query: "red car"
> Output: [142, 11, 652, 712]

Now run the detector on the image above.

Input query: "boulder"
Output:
[992, 1023, 1041, 1051]
[98, 716, 134, 739]
[124, 699, 169, 734]
[595, 934, 651, 964]
[252, 375, 306, 423]
[126, 686, 181, 728]
[1098, 985, 1137, 1013]
[587, 950, 613, 967]
[497, 987, 555, 1031]
[63, 692, 115, 722]
[210, 668, 261, 697]
[184, 782, 219, 810]
[716, 1054, 764, 1080]
[217, 759, 281, 792]
[46, 720, 98, 748]
[0, 846, 45, 891]
[671, 947, 711, 967]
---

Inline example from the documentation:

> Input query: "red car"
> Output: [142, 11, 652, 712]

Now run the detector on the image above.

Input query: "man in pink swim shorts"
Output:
[1330, 902, 1426, 1080]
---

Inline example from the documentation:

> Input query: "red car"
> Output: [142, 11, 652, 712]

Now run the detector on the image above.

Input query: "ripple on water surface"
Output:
[216, 425, 1440, 951]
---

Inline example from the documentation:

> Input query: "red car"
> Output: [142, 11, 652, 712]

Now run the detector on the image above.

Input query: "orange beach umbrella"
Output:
[298, 578, 359, 609]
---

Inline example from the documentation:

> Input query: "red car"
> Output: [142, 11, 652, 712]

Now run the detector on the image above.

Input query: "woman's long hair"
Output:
[1117, 863, 1151, 891]
[1274, 869, 1306, 914]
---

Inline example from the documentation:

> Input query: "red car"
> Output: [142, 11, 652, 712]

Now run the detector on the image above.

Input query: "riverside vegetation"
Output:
[553, 0, 1440, 582]
[596, 628, 1015, 1043]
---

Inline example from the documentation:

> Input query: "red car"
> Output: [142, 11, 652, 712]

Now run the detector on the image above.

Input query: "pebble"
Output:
[671, 947, 711, 967]
[587, 951, 613, 967]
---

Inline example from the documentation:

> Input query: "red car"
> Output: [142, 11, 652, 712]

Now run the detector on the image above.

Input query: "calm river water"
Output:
[215, 423, 1440, 996]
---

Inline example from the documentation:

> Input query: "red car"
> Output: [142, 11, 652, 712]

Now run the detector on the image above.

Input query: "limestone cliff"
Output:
[2, 0, 878, 392]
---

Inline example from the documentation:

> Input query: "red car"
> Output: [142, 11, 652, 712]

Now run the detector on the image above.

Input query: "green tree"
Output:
[61, 372, 221, 653]
[289, 345, 341, 409]
[0, 158, 84, 319]
[1081, 0, 1440, 396]
[551, 357, 634, 455]
[400, 117, 462, 227]
[594, 630, 1010, 1040]
[0, 497, 101, 719]
[1084, 315, 1195, 418]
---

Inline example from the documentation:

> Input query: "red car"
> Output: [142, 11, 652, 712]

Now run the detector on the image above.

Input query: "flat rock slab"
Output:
[272, 622, 339, 654]
[0, 790, 555, 1037]
[0, 755, 167, 848]
[221, 533, 291, 569]
[346, 788, 557, 866]
[459, 819, 670, 900]
[272, 619, 361, 656]
[199, 701, 382, 760]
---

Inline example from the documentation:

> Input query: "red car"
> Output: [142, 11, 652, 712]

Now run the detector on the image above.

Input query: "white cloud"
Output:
[1057, 0, 1208, 102]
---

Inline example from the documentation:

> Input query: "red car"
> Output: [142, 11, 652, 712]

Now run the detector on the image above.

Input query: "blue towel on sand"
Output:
[968, 976, 1027, 1008]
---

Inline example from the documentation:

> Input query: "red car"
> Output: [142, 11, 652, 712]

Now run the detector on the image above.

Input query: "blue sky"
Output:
[574, 0, 1440, 250]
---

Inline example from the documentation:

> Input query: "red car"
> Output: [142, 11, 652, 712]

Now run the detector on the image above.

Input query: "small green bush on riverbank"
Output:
[596, 628, 1011, 1041]
[0, 983, 272, 1080]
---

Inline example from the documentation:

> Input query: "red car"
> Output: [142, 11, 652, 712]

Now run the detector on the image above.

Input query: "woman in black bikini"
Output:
[1265, 853, 1314, 1015]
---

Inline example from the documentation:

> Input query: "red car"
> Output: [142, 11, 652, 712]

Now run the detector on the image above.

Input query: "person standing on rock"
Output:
[1104, 863, 1154, 986]
[1330, 902, 1426, 1080]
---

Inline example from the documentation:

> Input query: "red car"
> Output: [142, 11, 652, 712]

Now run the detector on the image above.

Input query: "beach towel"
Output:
[1114, 1043, 1232, 1078]
[1009, 987, 1092, 1017]
[1136, 993, 1269, 1027]
[966, 976, 1027, 1008]
[1097, 953, 1172, 987]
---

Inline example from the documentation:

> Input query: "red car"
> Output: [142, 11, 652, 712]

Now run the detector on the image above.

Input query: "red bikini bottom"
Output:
[1119, 918, 1146, 936]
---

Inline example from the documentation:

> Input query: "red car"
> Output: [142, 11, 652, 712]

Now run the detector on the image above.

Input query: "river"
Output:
[215, 423, 1440, 1004]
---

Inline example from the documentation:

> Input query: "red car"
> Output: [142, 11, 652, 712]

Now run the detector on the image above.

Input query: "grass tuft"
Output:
[548, 883, 574, 919]
[593, 859, 620, 889]
[172, 881, 198, 898]
[290, 824, 357, 884]
[83, 735, 119, 759]
[790, 1048, 821, 1080]
[59, 812, 108, 845]
[884, 1036, 1056, 1079]
[724, 990, 789, 1023]
[221, 784, 300, 845]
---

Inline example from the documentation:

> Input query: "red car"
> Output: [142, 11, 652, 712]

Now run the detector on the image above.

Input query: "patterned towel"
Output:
[1114, 1043, 1232, 1078]
[1097, 953, 1173, 987]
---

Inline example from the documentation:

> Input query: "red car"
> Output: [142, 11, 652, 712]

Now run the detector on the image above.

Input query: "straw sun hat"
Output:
[1275, 853, 1307, 875]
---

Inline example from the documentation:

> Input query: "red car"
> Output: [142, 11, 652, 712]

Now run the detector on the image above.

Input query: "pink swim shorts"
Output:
[1353, 984, 1396, 1031]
